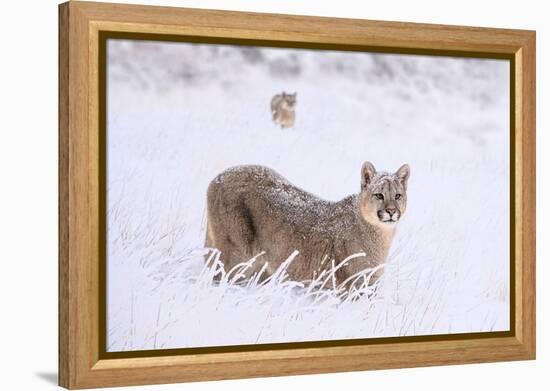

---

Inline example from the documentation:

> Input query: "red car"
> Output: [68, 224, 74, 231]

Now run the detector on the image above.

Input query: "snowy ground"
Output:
[106, 40, 510, 351]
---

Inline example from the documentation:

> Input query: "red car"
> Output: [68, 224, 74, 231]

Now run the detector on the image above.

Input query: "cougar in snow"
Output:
[205, 162, 410, 288]
[270, 92, 296, 128]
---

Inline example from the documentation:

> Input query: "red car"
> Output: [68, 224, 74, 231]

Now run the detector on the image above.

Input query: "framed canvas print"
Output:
[58, 1, 536, 389]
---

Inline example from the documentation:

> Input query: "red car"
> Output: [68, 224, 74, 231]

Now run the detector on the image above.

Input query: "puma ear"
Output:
[361, 161, 376, 190]
[396, 164, 410, 189]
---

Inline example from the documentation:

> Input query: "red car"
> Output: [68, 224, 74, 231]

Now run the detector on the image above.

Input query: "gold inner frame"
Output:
[97, 30, 516, 360]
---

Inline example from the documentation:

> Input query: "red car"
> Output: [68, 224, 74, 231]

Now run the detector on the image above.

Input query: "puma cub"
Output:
[205, 162, 410, 288]
[270, 92, 296, 128]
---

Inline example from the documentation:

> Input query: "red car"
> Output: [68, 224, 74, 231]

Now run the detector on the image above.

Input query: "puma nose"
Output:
[386, 208, 397, 216]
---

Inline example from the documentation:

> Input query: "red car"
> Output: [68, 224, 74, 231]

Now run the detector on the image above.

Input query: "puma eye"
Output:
[374, 193, 384, 200]
[395, 194, 402, 200]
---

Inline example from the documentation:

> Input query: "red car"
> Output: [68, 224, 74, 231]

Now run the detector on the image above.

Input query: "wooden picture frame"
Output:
[59, 1, 536, 389]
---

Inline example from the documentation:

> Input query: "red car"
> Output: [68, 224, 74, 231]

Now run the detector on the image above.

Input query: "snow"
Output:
[106, 39, 510, 351]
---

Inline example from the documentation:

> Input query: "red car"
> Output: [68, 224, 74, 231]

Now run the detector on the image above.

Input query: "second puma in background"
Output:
[271, 92, 297, 128]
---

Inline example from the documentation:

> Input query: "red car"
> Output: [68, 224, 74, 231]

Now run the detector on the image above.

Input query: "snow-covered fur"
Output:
[205, 163, 409, 287]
